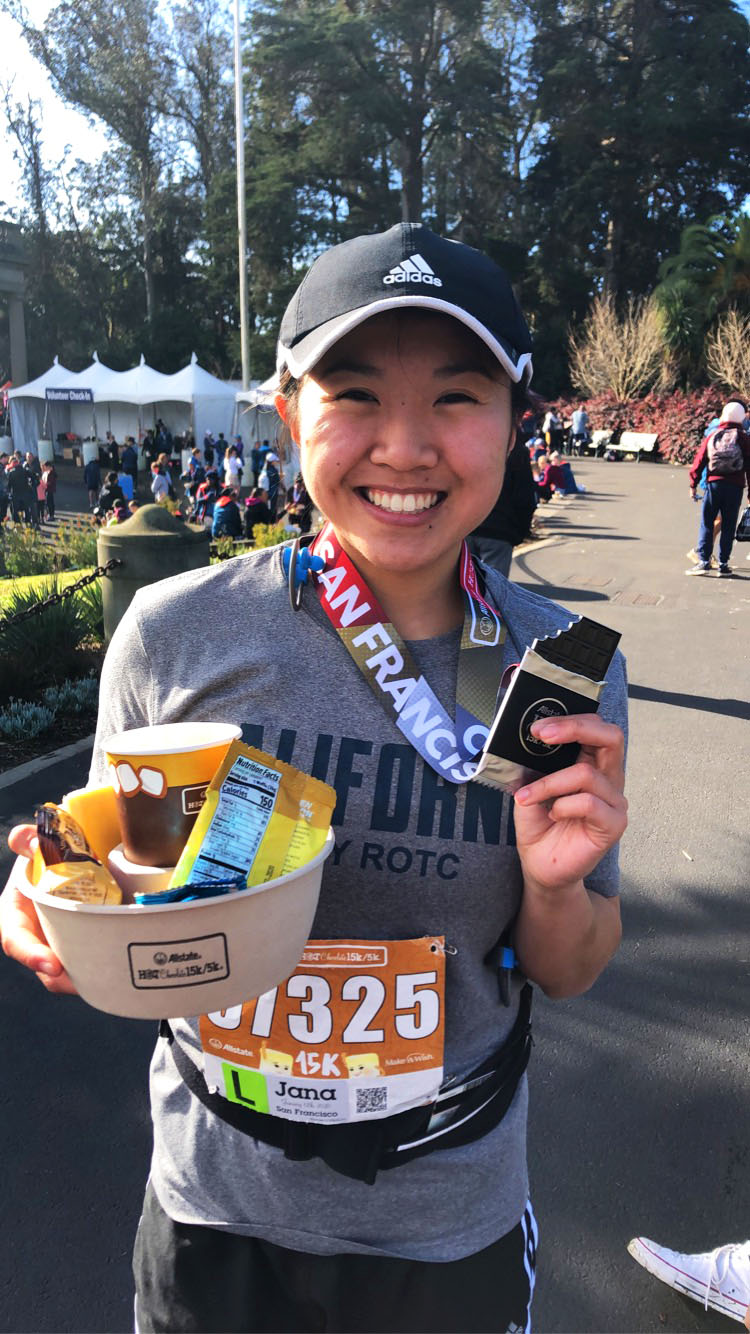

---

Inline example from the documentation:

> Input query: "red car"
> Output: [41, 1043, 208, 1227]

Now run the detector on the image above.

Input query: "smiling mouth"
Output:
[360, 488, 444, 514]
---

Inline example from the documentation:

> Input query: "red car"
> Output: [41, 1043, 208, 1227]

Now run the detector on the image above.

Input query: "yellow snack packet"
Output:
[169, 743, 336, 890]
[35, 803, 123, 905]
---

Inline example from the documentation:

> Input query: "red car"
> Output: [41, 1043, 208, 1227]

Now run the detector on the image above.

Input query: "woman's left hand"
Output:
[513, 714, 627, 892]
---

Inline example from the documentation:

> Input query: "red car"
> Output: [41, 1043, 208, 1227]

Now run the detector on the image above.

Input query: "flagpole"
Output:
[234, 0, 251, 390]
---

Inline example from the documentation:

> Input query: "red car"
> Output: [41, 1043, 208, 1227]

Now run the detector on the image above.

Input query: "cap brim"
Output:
[277, 296, 533, 385]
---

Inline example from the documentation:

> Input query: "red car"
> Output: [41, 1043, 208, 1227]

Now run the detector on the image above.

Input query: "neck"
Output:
[337, 541, 465, 640]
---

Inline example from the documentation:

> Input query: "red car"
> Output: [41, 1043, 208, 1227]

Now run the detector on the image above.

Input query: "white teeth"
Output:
[364, 489, 439, 513]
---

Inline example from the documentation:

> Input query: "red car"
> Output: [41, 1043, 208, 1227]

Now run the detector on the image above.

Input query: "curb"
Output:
[0, 734, 95, 792]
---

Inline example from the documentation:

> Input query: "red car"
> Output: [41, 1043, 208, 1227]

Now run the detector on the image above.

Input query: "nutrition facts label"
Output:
[188, 754, 282, 883]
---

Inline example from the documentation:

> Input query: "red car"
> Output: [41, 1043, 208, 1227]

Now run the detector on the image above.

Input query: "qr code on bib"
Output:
[356, 1086, 388, 1115]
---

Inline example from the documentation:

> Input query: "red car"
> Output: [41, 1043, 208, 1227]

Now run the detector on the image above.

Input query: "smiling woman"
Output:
[2, 223, 628, 1334]
[276, 310, 515, 637]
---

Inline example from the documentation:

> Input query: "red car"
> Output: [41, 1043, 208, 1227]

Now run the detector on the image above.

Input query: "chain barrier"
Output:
[0, 559, 123, 632]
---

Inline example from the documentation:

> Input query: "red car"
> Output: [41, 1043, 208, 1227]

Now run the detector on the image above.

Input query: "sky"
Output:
[0, 1, 109, 219]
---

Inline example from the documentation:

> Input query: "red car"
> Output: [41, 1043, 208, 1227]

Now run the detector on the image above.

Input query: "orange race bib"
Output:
[199, 937, 447, 1124]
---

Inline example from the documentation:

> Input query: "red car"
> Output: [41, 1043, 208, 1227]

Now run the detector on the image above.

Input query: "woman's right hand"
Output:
[1, 825, 78, 994]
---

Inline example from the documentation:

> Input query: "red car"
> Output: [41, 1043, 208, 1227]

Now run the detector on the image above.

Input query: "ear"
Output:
[274, 391, 289, 424]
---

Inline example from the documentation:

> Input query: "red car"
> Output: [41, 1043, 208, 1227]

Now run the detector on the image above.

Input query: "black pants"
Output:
[133, 1182, 537, 1334]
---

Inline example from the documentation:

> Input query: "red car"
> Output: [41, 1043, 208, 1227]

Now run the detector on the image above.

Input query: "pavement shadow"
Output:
[529, 874, 749, 1333]
[629, 682, 750, 722]
[1, 962, 154, 1332]
[513, 582, 610, 602]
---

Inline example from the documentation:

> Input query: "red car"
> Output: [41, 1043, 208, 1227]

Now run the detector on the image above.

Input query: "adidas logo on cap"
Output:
[383, 254, 443, 287]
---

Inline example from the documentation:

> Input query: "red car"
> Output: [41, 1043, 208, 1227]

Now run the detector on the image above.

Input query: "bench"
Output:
[589, 430, 612, 456]
[609, 431, 659, 461]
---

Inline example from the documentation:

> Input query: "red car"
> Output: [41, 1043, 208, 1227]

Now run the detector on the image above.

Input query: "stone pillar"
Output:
[8, 295, 28, 386]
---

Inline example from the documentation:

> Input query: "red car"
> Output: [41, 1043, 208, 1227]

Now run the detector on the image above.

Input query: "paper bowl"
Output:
[19, 829, 334, 1020]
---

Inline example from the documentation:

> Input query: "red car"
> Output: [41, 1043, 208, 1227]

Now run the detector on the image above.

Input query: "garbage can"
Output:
[97, 503, 211, 642]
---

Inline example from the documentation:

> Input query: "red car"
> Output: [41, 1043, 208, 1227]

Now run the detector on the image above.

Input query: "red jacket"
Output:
[690, 422, 750, 492]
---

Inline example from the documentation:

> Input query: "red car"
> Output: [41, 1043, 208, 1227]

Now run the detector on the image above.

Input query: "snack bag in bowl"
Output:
[169, 742, 336, 891]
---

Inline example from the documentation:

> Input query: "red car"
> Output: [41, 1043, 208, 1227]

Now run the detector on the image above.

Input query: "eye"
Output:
[436, 390, 478, 405]
[334, 387, 379, 403]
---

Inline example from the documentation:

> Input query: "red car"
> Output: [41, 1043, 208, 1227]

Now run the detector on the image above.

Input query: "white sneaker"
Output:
[628, 1236, 750, 1327]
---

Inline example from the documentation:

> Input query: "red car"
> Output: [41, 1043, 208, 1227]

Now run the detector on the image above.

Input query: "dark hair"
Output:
[106, 470, 118, 483]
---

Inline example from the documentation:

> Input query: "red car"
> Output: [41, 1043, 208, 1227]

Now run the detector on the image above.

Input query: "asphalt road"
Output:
[1, 457, 748, 1333]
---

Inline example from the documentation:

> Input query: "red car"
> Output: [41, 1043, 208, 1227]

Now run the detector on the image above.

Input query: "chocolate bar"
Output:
[473, 616, 621, 793]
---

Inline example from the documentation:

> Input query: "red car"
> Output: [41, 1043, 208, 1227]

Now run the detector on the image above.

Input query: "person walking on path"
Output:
[263, 450, 281, 518]
[2, 222, 628, 1334]
[687, 400, 750, 577]
[41, 461, 57, 521]
[121, 438, 138, 492]
[83, 456, 101, 509]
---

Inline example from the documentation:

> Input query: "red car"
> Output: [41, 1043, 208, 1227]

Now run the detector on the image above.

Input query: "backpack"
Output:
[706, 425, 744, 475]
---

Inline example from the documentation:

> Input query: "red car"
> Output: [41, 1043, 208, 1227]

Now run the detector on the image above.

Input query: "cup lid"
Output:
[103, 722, 242, 756]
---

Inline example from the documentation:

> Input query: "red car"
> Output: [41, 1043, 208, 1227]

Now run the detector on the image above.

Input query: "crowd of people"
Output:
[0, 450, 57, 526]
[78, 427, 314, 543]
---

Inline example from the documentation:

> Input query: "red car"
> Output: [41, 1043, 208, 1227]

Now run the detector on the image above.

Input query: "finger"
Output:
[531, 715, 625, 769]
[516, 762, 626, 808]
[543, 791, 628, 839]
[1, 881, 59, 970]
[8, 824, 38, 858]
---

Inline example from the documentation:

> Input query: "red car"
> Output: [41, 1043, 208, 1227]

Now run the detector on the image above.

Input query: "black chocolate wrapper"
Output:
[483, 668, 589, 776]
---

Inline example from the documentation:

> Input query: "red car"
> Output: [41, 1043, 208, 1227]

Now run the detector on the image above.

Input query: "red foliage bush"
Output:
[546, 387, 726, 465]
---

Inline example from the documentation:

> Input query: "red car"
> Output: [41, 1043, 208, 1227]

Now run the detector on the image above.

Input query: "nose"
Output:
[368, 406, 440, 472]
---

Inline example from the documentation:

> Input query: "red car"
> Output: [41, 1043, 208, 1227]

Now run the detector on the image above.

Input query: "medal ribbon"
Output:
[310, 523, 506, 785]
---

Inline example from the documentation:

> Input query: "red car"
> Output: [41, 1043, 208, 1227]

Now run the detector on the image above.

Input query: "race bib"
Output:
[199, 937, 447, 1124]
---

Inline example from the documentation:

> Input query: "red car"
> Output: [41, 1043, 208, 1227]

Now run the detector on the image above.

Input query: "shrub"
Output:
[548, 386, 726, 465]
[42, 674, 99, 715]
[705, 309, 750, 401]
[0, 577, 90, 693]
[55, 520, 99, 570]
[568, 295, 676, 400]
[0, 699, 55, 740]
[74, 578, 104, 640]
[0, 526, 55, 577]
[212, 535, 238, 562]
[251, 524, 299, 549]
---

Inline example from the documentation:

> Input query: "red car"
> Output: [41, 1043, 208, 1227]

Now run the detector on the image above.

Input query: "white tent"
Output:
[155, 354, 236, 449]
[67, 353, 126, 441]
[9, 353, 242, 461]
[8, 357, 78, 455]
[233, 374, 287, 475]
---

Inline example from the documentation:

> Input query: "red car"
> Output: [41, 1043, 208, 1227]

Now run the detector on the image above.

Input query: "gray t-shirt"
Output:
[91, 545, 627, 1261]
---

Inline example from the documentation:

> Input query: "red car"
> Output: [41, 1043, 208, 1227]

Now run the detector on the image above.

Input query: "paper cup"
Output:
[104, 723, 242, 867]
[106, 844, 175, 898]
[17, 829, 334, 1020]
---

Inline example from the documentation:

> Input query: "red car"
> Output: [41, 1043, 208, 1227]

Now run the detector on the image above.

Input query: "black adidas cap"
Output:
[277, 223, 533, 384]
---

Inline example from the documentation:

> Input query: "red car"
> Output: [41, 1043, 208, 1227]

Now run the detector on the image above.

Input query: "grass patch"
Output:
[0, 568, 94, 608]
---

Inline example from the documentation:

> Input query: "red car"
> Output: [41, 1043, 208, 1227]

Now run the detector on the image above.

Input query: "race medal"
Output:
[200, 937, 447, 1124]
[309, 524, 506, 785]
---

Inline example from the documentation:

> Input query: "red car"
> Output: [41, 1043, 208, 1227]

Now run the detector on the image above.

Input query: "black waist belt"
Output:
[160, 983, 532, 1186]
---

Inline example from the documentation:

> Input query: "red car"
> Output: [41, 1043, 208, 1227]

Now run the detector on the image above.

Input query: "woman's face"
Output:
[278, 311, 514, 583]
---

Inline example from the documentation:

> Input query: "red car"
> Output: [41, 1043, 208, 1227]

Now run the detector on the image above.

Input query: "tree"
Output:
[521, 0, 750, 389]
[705, 309, 750, 401]
[654, 212, 750, 379]
[9, 0, 170, 326]
[568, 294, 674, 400]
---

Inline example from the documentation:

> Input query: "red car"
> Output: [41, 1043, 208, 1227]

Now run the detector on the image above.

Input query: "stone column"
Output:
[8, 295, 28, 386]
